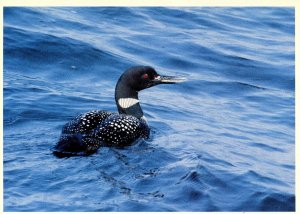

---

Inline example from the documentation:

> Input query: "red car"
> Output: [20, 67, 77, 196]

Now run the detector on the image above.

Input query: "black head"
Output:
[118, 66, 185, 91]
[118, 66, 159, 91]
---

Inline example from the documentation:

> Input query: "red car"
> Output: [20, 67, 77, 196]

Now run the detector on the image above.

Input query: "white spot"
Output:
[118, 98, 139, 108]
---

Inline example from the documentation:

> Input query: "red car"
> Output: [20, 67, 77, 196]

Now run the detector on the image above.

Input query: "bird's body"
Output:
[53, 66, 184, 157]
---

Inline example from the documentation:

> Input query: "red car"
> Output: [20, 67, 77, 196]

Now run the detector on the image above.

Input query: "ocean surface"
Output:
[3, 7, 295, 211]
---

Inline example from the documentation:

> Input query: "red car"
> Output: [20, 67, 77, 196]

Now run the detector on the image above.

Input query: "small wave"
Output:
[249, 142, 285, 153]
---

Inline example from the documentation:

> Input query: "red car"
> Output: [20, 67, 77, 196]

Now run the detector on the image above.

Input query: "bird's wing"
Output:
[61, 110, 113, 135]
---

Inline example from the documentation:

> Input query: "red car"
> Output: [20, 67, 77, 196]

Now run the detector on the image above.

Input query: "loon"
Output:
[53, 66, 185, 157]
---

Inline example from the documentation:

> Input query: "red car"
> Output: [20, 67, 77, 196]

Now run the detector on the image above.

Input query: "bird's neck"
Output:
[115, 83, 144, 119]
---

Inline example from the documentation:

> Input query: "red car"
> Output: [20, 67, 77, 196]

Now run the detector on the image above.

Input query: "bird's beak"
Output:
[153, 75, 187, 84]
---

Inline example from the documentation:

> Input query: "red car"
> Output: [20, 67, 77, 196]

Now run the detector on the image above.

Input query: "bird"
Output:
[53, 66, 185, 157]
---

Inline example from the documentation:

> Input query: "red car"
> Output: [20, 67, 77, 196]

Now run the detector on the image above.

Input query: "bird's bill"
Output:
[154, 75, 187, 84]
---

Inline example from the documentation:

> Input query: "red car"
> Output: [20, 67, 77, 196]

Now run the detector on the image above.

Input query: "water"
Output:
[3, 7, 295, 211]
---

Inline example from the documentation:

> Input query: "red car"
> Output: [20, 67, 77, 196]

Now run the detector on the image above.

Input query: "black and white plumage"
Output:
[53, 66, 185, 157]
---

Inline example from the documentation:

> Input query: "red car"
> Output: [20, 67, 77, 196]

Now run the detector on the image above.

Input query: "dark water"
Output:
[3, 7, 295, 211]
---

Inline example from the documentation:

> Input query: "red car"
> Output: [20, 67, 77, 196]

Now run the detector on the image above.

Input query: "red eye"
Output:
[142, 73, 149, 79]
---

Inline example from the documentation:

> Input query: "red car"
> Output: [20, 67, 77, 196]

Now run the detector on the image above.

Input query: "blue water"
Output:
[3, 7, 295, 211]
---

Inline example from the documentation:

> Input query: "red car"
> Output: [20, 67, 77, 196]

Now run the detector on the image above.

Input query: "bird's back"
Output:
[53, 110, 150, 157]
